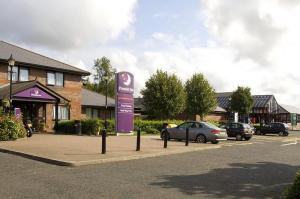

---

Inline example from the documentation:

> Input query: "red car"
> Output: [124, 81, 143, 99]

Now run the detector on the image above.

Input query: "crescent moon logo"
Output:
[123, 73, 131, 86]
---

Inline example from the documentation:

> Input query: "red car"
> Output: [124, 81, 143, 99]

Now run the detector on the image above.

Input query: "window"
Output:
[55, 72, 64, 86]
[8, 66, 29, 82]
[92, 109, 98, 119]
[47, 72, 55, 85]
[47, 72, 64, 86]
[53, 106, 69, 120]
[8, 66, 19, 81]
[19, 68, 29, 81]
[85, 108, 99, 119]
[178, 122, 193, 129]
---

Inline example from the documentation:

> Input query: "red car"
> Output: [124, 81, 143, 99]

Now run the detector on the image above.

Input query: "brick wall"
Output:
[204, 114, 226, 122]
[0, 63, 9, 85]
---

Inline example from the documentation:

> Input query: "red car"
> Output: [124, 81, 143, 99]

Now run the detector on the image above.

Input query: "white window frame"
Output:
[19, 67, 29, 81]
[53, 106, 69, 120]
[47, 72, 64, 86]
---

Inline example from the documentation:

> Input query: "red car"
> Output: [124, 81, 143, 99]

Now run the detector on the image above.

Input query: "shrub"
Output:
[57, 120, 76, 134]
[134, 119, 183, 133]
[143, 126, 160, 134]
[81, 119, 102, 135]
[283, 171, 300, 199]
[99, 119, 115, 133]
[0, 115, 26, 141]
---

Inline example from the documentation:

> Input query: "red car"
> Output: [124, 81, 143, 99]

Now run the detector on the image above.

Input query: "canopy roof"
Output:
[0, 80, 69, 103]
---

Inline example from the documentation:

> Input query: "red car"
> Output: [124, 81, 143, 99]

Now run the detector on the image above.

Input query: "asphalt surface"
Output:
[1, 132, 300, 199]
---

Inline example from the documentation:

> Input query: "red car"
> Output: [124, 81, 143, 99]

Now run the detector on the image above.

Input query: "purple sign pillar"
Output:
[115, 72, 134, 134]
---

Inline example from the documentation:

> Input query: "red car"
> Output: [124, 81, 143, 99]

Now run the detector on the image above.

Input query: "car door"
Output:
[270, 123, 277, 133]
[173, 122, 190, 139]
[189, 122, 203, 140]
[237, 123, 244, 135]
[227, 123, 237, 137]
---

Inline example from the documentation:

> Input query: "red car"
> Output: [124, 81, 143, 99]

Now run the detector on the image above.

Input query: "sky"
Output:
[0, 0, 300, 106]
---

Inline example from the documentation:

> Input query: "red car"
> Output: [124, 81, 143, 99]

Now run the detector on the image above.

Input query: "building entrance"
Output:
[13, 101, 46, 132]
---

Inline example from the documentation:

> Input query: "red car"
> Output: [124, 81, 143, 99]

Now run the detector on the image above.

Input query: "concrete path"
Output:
[0, 134, 221, 166]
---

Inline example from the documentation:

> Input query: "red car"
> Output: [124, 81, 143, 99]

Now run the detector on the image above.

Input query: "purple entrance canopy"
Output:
[14, 86, 55, 101]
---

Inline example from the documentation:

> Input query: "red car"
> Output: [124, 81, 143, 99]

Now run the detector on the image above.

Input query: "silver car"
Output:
[161, 121, 228, 144]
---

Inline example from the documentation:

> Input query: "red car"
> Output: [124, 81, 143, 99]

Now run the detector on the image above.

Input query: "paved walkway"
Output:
[0, 134, 222, 166]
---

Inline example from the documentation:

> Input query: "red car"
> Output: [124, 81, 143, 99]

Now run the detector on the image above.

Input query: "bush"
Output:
[0, 115, 26, 141]
[143, 126, 160, 134]
[57, 120, 76, 134]
[134, 119, 183, 133]
[99, 119, 115, 133]
[81, 119, 102, 135]
[283, 171, 300, 199]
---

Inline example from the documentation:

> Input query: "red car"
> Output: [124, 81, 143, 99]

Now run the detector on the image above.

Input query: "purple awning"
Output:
[14, 86, 55, 100]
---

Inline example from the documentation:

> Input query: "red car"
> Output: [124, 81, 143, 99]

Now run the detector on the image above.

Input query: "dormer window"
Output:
[47, 72, 64, 86]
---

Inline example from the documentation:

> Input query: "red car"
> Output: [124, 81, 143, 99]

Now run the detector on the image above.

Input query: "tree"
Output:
[83, 57, 116, 98]
[185, 73, 217, 120]
[141, 70, 186, 119]
[230, 86, 254, 117]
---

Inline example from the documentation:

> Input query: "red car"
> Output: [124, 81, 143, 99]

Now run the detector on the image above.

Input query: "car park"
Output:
[255, 122, 289, 136]
[161, 121, 228, 144]
[220, 122, 253, 141]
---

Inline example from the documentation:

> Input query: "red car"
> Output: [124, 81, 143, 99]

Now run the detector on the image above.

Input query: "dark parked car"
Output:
[161, 121, 228, 144]
[255, 122, 289, 136]
[220, 122, 253, 141]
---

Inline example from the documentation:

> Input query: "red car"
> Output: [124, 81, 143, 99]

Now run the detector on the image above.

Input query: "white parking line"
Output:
[281, 140, 298, 146]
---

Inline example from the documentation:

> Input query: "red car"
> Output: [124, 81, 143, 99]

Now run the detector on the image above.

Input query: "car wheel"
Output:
[236, 134, 242, 141]
[256, 130, 261, 135]
[161, 130, 170, 140]
[284, 132, 289, 136]
[211, 140, 219, 144]
[279, 131, 284, 136]
[196, 135, 206, 143]
[245, 137, 251, 141]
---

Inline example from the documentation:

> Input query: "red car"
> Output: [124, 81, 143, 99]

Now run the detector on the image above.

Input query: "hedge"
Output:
[57, 119, 184, 135]
[134, 119, 183, 134]
[0, 115, 26, 141]
[57, 119, 102, 135]
[282, 171, 300, 198]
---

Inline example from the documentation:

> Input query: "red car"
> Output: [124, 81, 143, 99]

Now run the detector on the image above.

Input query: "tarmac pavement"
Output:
[0, 132, 299, 167]
[0, 134, 222, 166]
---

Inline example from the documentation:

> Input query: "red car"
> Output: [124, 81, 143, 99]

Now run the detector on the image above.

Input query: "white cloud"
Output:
[0, 0, 137, 50]
[199, 0, 300, 106]
[2, 0, 300, 108]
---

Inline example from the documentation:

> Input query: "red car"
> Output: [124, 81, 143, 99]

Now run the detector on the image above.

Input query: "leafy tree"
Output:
[141, 70, 186, 119]
[230, 86, 254, 116]
[83, 57, 116, 98]
[185, 73, 217, 120]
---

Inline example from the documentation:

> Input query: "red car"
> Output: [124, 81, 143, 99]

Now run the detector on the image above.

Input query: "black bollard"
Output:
[163, 130, 168, 148]
[101, 129, 106, 154]
[185, 128, 189, 146]
[136, 128, 141, 151]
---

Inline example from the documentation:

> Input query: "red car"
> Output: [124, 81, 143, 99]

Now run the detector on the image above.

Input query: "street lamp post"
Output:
[8, 54, 15, 115]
